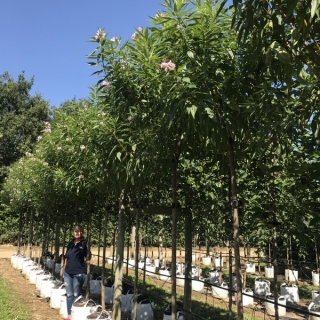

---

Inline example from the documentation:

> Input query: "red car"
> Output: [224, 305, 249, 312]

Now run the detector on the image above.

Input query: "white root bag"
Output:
[104, 284, 114, 304]
[71, 298, 98, 320]
[90, 277, 102, 295]
[131, 298, 154, 320]
[60, 295, 68, 319]
[122, 289, 134, 312]
[50, 284, 66, 309]
[40, 277, 60, 298]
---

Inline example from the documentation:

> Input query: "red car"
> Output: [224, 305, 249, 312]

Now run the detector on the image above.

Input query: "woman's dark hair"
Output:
[73, 224, 84, 233]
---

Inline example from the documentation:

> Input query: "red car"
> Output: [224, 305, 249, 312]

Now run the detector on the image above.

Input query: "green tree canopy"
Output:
[0, 72, 50, 183]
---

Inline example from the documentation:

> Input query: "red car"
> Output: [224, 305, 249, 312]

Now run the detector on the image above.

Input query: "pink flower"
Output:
[102, 80, 111, 88]
[78, 175, 84, 179]
[160, 60, 176, 72]
[43, 162, 48, 166]
[37, 135, 42, 141]
[94, 28, 106, 42]
[80, 145, 86, 150]
[44, 122, 51, 133]
[57, 146, 62, 150]
[110, 37, 120, 43]
[132, 27, 143, 40]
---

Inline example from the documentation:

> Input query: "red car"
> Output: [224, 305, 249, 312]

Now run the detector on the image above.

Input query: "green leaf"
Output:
[311, 0, 318, 19]
[187, 51, 194, 59]
[182, 77, 191, 83]
[275, 47, 291, 64]
[187, 105, 197, 118]
[116, 152, 121, 161]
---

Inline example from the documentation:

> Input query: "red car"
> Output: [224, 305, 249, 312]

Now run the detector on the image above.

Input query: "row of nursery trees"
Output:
[1, 1, 320, 319]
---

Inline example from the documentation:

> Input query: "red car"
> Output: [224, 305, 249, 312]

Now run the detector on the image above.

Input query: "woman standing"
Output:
[64, 224, 88, 320]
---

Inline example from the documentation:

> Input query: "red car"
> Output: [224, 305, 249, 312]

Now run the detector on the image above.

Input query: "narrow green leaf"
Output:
[187, 51, 194, 59]
[311, 0, 318, 18]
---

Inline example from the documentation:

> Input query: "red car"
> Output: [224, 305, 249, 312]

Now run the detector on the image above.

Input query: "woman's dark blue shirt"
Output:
[65, 238, 87, 275]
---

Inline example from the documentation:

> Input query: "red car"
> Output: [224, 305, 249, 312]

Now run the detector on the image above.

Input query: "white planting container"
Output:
[309, 302, 320, 320]
[40, 277, 60, 298]
[212, 282, 229, 299]
[159, 268, 171, 282]
[146, 264, 156, 276]
[215, 255, 223, 268]
[312, 290, 320, 304]
[202, 256, 211, 266]
[176, 274, 185, 287]
[265, 266, 274, 279]
[312, 271, 319, 286]
[285, 269, 298, 282]
[209, 269, 219, 284]
[280, 283, 299, 303]
[254, 277, 270, 296]
[246, 262, 255, 273]
[265, 294, 286, 317]
[192, 277, 204, 292]
[50, 284, 66, 309]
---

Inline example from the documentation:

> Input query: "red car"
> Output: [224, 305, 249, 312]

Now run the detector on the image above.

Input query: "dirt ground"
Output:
[0, 245, 311, 320]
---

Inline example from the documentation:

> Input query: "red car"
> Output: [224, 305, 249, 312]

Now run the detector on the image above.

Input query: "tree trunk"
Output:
[101, 202, 109, 310]
[171, 157, 179, 320]
[27, 209, 34, 259]
[17, 211, 22, 254]
[227, 137, 243, 320]
[143, 217, 149, 290]
[184, 206, 192, 320]
[228, 248, 233, 320]
[54, 214, 61, 263]
[112, 190, 126, 320]
[85, 205, 93, 300]
[133, 192, 141, 320]
[272, 224, 279, 320]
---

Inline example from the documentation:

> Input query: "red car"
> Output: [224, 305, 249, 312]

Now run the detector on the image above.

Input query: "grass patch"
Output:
[0, 276, 31, 320]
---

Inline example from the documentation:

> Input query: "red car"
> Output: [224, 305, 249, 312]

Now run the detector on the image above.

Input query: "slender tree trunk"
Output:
[113, 190, 126, 320]
[289, 236, 292, 266]
[133, 191, 141, 320]
[101, 202, 109, 310]
[18, 211, 22, 254]
[27, 209, 34, 259]
[54, 214, 61, 263]
[205, 229, 209, 256]
[184, 206, 192, 320]
[315, 240, 319, 273]
[171, 156, 179, 320]
[126, 231, 130, 276]
[111, 227, 116, 275]
[98, 215, 101, 268]
[44, 215, 51, 260]
[272, 223, 279, 320]
[228, 248, 233, 320]
[86, 203, 93, 300]
[143, 217, 148, 290]
[227, 137, 243, 320]
[61, 213, 67, 280]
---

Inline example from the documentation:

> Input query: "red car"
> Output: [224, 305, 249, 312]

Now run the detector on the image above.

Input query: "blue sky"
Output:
[0, 1, 166, 107]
